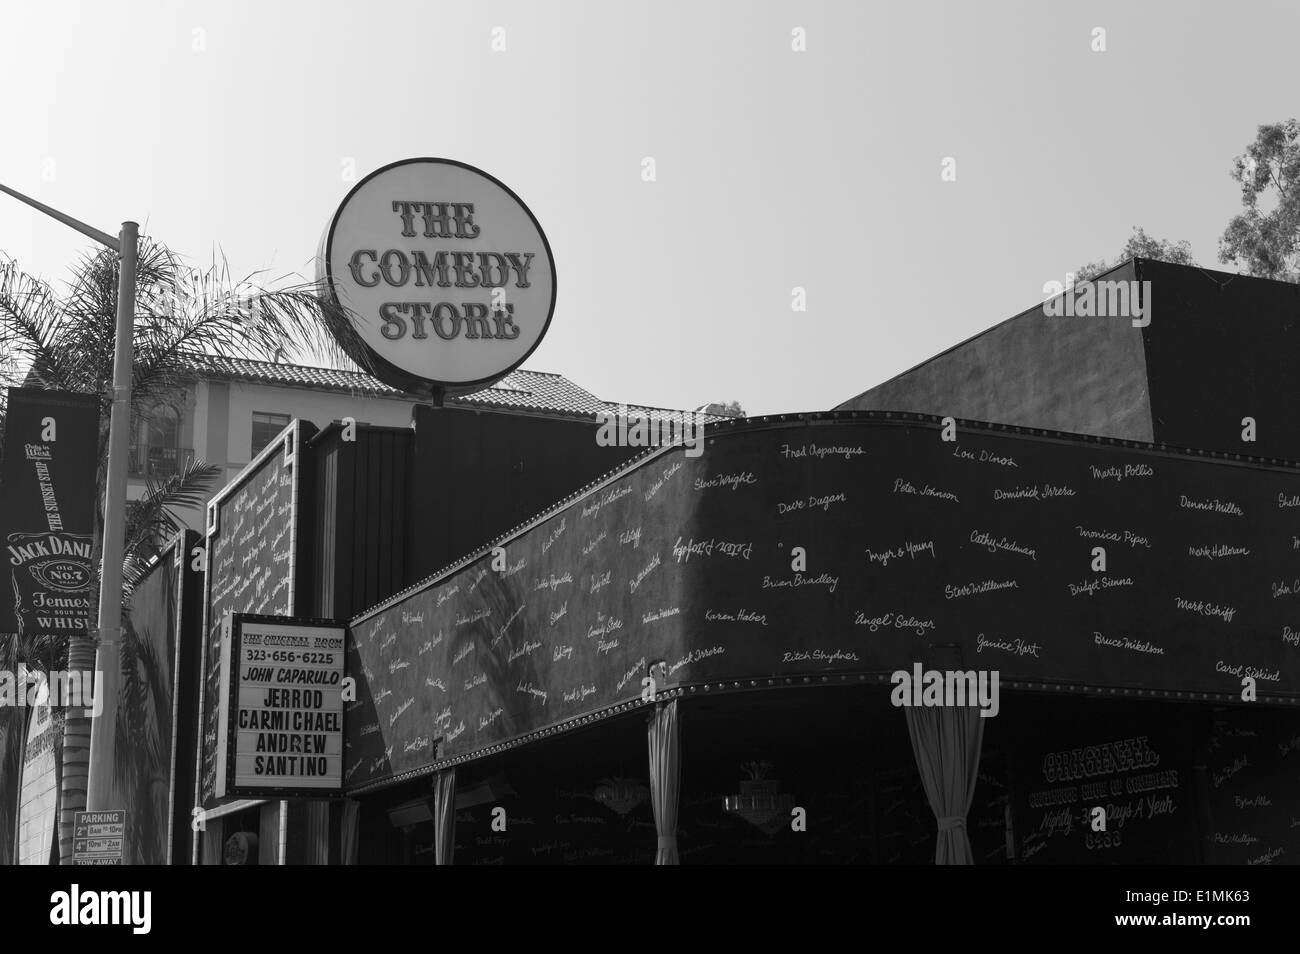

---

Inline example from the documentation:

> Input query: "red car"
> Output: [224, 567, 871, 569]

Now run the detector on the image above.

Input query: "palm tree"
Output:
[114, 615, 173, 865]
[0, 236, 346, 863]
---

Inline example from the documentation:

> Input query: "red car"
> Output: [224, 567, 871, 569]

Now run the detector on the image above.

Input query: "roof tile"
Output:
[178, 353, 724, 422]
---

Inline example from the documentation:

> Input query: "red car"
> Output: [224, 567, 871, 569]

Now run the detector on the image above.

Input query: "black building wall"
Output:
[407, 405, 643, 580]
[1140, 259, 1300, 460]
[837, 261, 1153, 442]
[838, 260, 1300, 460]
[309, 423, 412, 621]
[309, 409, 642, 620]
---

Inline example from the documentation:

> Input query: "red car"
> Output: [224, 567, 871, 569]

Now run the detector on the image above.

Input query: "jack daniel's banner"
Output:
[0, 388, 100, 639]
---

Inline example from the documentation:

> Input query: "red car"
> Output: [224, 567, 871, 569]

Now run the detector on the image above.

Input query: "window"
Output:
[130, 402, 189, 477]
[251, 412, 291, 457]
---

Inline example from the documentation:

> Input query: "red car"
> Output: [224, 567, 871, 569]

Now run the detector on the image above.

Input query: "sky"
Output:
[1, 0, 1296, 416]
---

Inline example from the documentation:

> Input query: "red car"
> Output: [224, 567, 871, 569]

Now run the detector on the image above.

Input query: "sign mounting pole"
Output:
[86, 219, 137, 818]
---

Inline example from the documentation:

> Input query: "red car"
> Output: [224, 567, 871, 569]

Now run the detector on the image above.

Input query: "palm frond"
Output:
[0, 256, 80, 391]
[121, 551, 154, 608]
[6, 238, 353, 416]
[9, 631, 69, 674]
[114, 622, 171, 864]
[130, 249, 352, 401]
[121, 456, 221, 568]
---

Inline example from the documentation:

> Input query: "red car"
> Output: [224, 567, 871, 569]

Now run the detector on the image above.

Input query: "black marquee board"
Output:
[195, 420, 317, 809]
[345, 414, 1300, 794]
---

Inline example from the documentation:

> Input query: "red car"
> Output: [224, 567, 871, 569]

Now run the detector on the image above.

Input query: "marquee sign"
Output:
[318, 158, 557, 396]
[214, 614, 346, 798]
[344, 413, 1300, 792]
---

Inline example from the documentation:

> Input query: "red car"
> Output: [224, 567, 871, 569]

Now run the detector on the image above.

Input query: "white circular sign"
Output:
[319, 158, 557, 394]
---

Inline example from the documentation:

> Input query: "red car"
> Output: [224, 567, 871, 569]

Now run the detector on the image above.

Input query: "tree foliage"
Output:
[700, 400, 746, 419]
[1, 239, 345, 427]
[1219, 118, 1300, 282]
[1075, 227, 1196, 283]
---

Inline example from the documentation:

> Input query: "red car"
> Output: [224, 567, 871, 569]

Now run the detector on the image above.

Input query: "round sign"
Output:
[223, 831, 259, 865]
[318, 158, 557, 395]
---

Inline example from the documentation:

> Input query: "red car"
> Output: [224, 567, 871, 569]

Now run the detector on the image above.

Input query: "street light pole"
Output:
[0, 181, 137, 836]
[85, 220, 137, 815]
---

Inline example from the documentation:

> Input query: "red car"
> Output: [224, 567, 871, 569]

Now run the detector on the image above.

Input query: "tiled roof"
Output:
[178, 353, 725, 423]
[184, 353, 402, 397]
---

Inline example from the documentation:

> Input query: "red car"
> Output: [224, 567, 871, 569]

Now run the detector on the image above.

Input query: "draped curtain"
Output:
[647, 700, 680, 865]
[904, 704, 984, 865]
[433, 768, 456, 866]
[340, 799, 361, 865]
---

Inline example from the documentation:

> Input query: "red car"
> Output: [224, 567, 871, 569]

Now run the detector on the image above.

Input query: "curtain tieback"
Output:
[937, 816, 966, 831]
[657, 836, 677, 849]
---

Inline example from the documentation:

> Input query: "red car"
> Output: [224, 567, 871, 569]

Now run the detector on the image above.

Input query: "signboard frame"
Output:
[318, 156, 559, 396]
[217, 613, 347, 799]
[192, 418, 316, 821]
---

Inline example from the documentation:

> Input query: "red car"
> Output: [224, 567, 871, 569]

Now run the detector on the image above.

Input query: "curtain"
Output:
[340, 799, 361, 865]
[433, 768, 456, 866]
[647, 700, 680, 865]
[905, 704, 984, 865]
[259, 802, 281, 865]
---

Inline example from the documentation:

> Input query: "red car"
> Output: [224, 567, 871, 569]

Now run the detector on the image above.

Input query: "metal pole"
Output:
[85, 221, 138, 818]
[0, 182, 119, 249]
